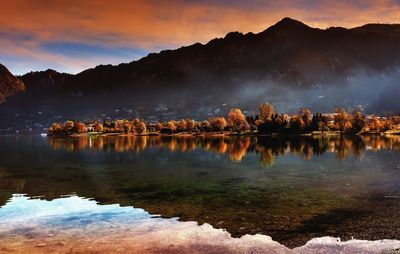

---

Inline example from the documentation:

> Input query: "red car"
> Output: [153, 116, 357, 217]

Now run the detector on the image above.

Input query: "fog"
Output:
[206, 68, 400, 115]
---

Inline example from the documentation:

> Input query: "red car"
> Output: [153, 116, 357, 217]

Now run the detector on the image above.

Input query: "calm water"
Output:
[0, 135, 399, 250]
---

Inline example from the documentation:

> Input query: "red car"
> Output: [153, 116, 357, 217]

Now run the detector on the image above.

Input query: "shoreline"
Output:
[50, 130, 400, 138]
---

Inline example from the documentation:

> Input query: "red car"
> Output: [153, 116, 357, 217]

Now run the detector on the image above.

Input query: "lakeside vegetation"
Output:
[48, 103, 400, 137]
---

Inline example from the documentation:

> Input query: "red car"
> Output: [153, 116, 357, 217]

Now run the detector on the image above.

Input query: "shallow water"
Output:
[0, 135, 399, 251]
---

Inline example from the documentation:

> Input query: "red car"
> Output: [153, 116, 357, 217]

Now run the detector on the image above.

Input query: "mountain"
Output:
[1, 17, 400, 133]
[19, 17, 400, 92]
[0, 64, 25, 103]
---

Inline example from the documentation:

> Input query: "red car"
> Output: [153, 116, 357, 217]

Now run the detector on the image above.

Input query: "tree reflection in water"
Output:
[48, 135, 400, 167]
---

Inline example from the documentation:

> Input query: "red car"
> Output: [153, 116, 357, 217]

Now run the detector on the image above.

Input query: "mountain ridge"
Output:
[17, 18, 400, 82]
[19, 17, 400, 79]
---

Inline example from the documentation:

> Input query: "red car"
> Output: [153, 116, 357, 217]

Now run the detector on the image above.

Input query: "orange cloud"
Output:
[0, 0, 399, 74]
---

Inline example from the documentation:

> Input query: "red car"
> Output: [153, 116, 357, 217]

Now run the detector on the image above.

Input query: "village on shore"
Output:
[48, 103, 400, 137]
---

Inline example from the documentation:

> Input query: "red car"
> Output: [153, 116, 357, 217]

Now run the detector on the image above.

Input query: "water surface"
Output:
[0, 135, 399, 250]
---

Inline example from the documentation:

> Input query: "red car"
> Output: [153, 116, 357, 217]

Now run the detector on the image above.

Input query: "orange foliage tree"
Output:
[186, 119, 196, 132]
[298, 108, 312, 129]
[259, 103, 275, 122]
[228, 108, 249, 133]
[134, 121, 147, 134]
[334, 108, 352, 134]
[369, 116, 383, 132]
[75, 122, 87, 133]
[48, 123, 63, 135]
[93, 123, 104, 132]
[209, 117, 227, 132]
[63, 121, 75, 132]
[177, 119, 187, 132]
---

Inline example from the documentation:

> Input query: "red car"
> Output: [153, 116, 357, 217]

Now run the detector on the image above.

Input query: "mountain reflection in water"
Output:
[0, 135, 399, 248]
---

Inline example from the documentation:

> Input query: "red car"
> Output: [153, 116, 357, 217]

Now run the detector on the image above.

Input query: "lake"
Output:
[0, 135, 399, 253]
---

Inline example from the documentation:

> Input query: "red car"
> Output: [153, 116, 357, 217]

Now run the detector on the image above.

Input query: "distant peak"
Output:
[44, 69, 60, 74]
[280, 17, 301, 24]
[23, 69, 63, 77]
[224, 31, 243, 40]
[269, 17, 311, 31]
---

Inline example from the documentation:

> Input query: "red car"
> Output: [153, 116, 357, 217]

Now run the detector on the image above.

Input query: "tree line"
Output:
[48, 103, 400, 136]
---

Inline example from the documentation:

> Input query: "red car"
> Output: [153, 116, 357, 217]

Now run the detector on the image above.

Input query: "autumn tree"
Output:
[93, 123, 104, 132]
[383, 118, 394, 131]
[200, 120, 212, 132]
[334, 108, 352, 134]
[369, 116, 383, 132]
[161, 121, 177, 134]
[289, 115, 304, 132]
[115, 120, 132, 133]
[311, 113, 329, 132]
[113, 120, 123, 133]
[228, 108, 249, 133]
[259, 103, 275, 122]
[258, 113, 288, 133]
[209, 117, 227, 132]
[298, 108, 312, 130]
[154, 122, 163, 132]
[131, 118, 140, 127]
[272, 113, 288, 132]
[103, 119, 112, 128]
[63, 121, 75, 133]
[351, 109, 366, 133]
[186, 119, 196, 132]
[217, 117, 228, 132]
[48, 123, 63, 135]
[75, 122, 87, 133]
[134, 121, 147, 134]
[393, 116, 400, 125]
[123, 120, 133, 134]
[177, 119, 187, 132]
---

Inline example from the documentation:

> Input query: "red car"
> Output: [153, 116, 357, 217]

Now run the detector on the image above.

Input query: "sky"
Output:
[0, 0, 399, 75]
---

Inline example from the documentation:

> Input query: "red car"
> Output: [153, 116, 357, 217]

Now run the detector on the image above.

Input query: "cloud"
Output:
[0, 0, 399, 74]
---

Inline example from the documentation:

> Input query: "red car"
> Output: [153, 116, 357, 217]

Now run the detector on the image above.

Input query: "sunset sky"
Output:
[1, 0, 399, 75]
